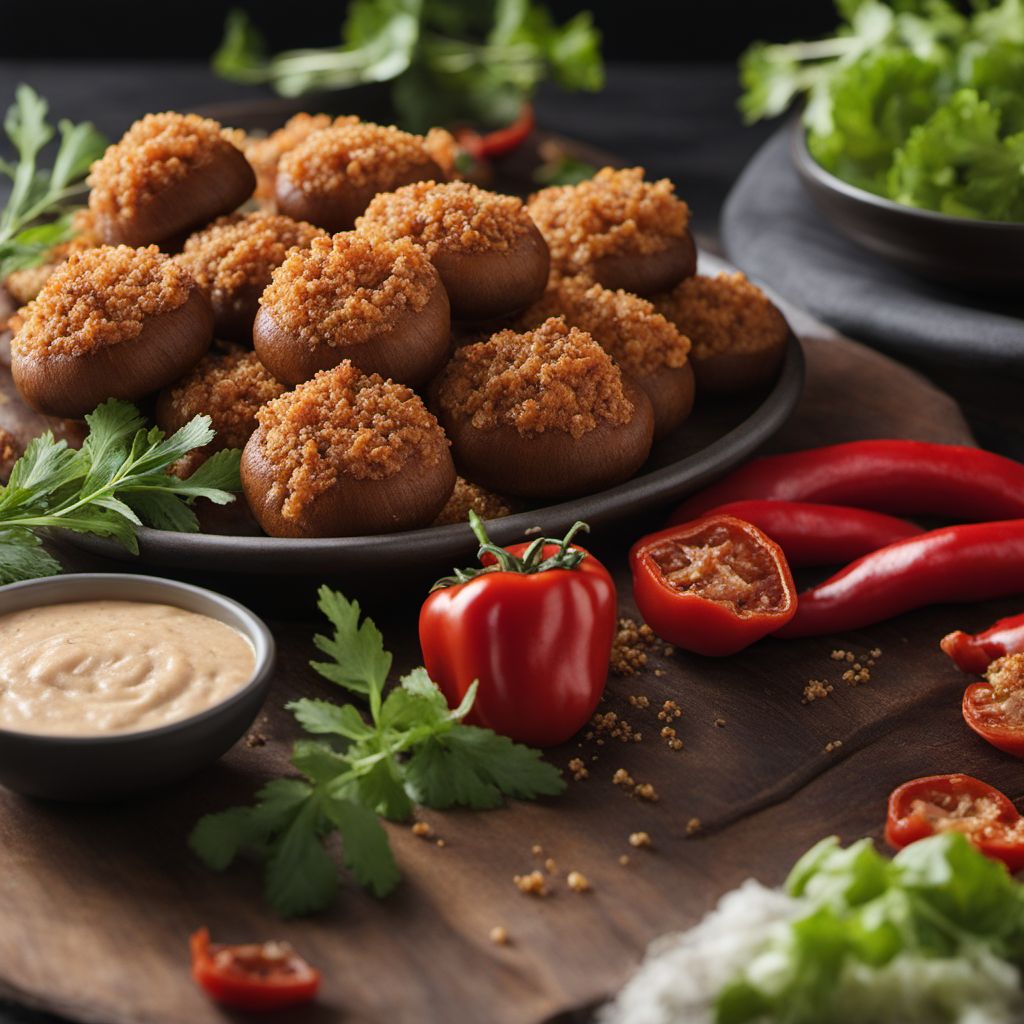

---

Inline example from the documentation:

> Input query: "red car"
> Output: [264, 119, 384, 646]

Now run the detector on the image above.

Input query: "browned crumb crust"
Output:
[437, 317, 634, 439]
[433, 476, 514, 525]
[278, 122, 439, 196]
[162, 349, 285, 449]
[654, 272, 788, 358]
[256, 362, 448, 519]
[423, 128, 459, 178]
[520, 277, 690, 377]
[3, 210, 99, 304]
[528, 167, 690, 277]
[357, 181, 533, 256]
[88, 112, 241, 226]
[986, 652, 1024, 695]
[259, 232, 436, 348]
[177, 212, 325, 304]
[245, 113, 360, 203]
[11, 245, 194, 358]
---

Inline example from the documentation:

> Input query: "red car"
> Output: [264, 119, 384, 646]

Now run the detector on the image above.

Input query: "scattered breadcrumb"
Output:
[531, 844, 543, 856]
[411, 822, 432, 838]
[513, 870, 548, 896]
[658, 700, 683, 722]
[824, 739, 843, 753]
[686, 817, 702, 835]
[629, 831, 652, 848]
[802, 679, 834, 704]
[612, 768, 635, 788]
[612, 618, 659, 676]
[566, 871, 591, 893]
[618, 854, 631, 866]
[433, 476, 514, 526]
[544, 857, 558, 875]
[436, 838, 446, 849]
[243, 730, 267, 748]
[568, 757, 589, 781]
[713, 717, 726, 728]
[628, 694, 651, 709]
[489, 926, 510, 946]
[634, 782, 659, 802]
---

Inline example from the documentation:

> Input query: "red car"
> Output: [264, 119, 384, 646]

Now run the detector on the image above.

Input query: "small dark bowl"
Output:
[791, 121, 1024, 292]
[0, 574, 275, 801]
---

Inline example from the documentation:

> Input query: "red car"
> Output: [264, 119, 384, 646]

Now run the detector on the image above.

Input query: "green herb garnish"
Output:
[0, 84, 106, 279]
[212, 0, 604, 133]
[0, 400, 242, 584]
[739, 0, 1024, 221]
[190, 586, 565, 917]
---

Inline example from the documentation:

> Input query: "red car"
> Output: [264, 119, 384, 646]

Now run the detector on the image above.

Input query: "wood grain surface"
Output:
[1, 323, 1013, 1024]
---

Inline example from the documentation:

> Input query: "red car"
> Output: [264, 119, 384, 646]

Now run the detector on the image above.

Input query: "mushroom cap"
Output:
[638, 361, 696, 440]
[691, 330, 790, 395]
[434, 374, 654, 500]
[276, 157, 444, 233]
[12, 288, 214, 418]
[94, 144, 255, 248]
[590, 229, 696, 296]
[242, 428, 456, 538]
[433, 222, 550, 323]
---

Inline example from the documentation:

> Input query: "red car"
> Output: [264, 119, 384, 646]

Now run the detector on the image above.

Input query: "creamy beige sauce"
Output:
[0, 600, 256, 736]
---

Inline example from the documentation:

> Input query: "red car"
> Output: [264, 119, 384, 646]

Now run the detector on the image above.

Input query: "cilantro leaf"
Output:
[265, 798, 339, 918]
[0, 400, 242, 583]
[310, 587, 392, 704]
[322, 794, 400, 898]
[404, 724, 565, 810]
[289, 699, 373, 740]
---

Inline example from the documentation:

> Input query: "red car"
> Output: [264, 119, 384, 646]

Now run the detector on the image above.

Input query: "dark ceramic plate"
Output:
[791, 121, 1024, 292]
[66, 268, 804, 579]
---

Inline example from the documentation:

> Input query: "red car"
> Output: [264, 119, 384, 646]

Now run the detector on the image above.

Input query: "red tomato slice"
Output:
[190, 927, 320, 1011]
[885, 773, 1024, 872]
[963, 653, 1024, 758]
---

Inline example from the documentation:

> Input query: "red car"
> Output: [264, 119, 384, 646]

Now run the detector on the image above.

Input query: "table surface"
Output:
[0, 59, 1019, 1024]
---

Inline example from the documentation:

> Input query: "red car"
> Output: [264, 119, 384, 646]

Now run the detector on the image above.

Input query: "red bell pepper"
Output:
[962, 653, 1024, 758]
[455, 104, 535, 161]
[885, 774, 1024, 872]
[942, 612, 1024, 674]
[190, 928, 320, 1011]
[775, 520, 1024, 638]
[677, 500, 922, 568]
[673, 440, 1024, 522]
[420, 513, 615, 747]
[629, 514, 797, 656]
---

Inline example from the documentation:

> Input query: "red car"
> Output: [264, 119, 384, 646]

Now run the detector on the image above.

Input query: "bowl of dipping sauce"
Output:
[0, 573, 275, 800]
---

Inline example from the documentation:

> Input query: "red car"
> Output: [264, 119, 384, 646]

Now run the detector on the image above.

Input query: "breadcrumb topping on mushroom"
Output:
[88, 112, 241, 224]
[177, 212, 325, 307]
[437, 316, 635, 440]
[654, 272, 788, 358]
[259, 233, 437, 349]
[278, 122, 439, 196]
[256, 363, 448, 519]
[357, 180, 534, 256]
[520, 276, 690, 377]
[12, 245, 194, 358]
[528, 167, 690, 277]
[161, 349, 285, 450]
[433, 477, 514, 525]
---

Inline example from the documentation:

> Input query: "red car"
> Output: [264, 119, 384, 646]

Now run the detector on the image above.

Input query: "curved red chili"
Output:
[673, 441, 1024, 522]
[455, 104, 535, 160]
[775, 520, 1024, 638]
[675, 500, 922, 568]
[942, 613, 1024, 674]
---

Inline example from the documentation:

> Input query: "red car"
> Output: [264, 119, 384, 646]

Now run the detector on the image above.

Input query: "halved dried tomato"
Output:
[629, 514, 797, 656]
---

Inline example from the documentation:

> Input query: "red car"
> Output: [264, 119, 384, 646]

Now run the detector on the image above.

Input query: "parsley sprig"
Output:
[0, 400, 242, 584]
[0, 84, 106, 279]
[190, 586, 565, 917]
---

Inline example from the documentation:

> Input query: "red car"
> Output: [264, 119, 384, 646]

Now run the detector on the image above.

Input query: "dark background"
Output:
[0, 1, 839, 59]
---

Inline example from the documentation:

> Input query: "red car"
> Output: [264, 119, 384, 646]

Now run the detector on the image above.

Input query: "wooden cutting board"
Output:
[0, 318, 1012, 1024]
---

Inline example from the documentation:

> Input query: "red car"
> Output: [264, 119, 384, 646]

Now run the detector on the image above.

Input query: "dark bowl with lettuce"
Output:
[742, 0, 1024, 292]
[791, 121, 1024, 291]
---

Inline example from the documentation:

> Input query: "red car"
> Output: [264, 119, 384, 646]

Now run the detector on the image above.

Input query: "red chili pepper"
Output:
[629, 514, 797, 656]
[962, 653, 1024, 758]
[885, 774, 1024, 872]
[675, 500, 923, 568]
[673, 440, 1024, 522]
[455, 104, 535, 161]
[942, 613, 1024, 674]
[189, 928, 321, 1012]
[420, 514, 615, 747]
[775, 520, 1024, 638]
